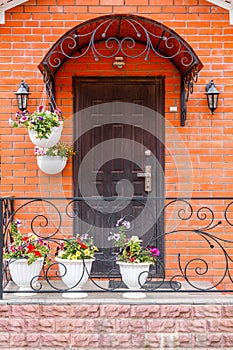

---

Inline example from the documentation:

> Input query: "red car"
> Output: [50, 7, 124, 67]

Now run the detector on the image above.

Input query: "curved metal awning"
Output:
[38, 14, 203, 126]
[39, 14, 203, 79]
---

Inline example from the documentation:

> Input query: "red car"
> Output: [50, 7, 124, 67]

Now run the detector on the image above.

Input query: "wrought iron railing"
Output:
[1, 196, 233, 299]
[1, 197, 14, 291]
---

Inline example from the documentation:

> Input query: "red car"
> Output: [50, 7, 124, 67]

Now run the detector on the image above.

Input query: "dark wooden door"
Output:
[73, 77, 165, 275]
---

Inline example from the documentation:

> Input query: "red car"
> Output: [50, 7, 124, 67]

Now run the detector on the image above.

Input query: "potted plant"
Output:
[109, 217, 160, 298]
[55, 234, 98, 298]
[3, 219, 50, 295]
[9, 105, 64, 147]
[34, 142, 75, 174]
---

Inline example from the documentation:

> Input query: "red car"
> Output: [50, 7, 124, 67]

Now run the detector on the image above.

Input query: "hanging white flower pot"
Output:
[55, 258, 94, 298]
[7, 258, 44, 296]
[117, 261, 151, 299]
[37, 155, 67, 174]
[28, 124, 63, 148]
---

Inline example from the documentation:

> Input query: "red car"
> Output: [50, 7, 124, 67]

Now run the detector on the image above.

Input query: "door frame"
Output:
[72, 76, 165, 276]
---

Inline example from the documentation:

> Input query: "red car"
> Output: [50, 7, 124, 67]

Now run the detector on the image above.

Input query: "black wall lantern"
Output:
[15, 80, 30, 111]
[205, 80, 220, 114]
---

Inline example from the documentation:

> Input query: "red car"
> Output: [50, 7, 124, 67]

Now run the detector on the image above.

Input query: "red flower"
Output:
[27, 244, 36, 252]
[26, 244, 42, 257]
[76, 238, 87, 249]
[129, 257, 135, 262]
[33, 251, 42, 257]
[36, 104, 46, 113]
[80, 243, 87, 249]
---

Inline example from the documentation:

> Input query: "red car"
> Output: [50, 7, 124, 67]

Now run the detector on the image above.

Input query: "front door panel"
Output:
[73, 77, 165, 275]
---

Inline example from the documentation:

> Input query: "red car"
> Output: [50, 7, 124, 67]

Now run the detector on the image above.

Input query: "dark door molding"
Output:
[73, 76, 165, 275]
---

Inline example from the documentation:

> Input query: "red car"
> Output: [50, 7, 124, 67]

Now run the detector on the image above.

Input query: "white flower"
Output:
[8, 118, 14, 126]
[113, 233, 121, 241]
[122, 220, 130, 229]
[80, 233, 89, 240]
[130, 236, 141, 243]
[28, 232, 36, 239]
[116, 217, 130, 229]
[15, 219, 22, 227]
[116, 217, 123, 227]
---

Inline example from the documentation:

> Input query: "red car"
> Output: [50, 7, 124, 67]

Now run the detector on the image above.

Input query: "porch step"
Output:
[108, 280, 180, 290]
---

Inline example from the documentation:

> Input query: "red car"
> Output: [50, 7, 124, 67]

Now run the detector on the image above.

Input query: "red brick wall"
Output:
[1, 1, 233, 287]
[1, 1, 232, 197]
[0, 0, 232, 198]
[1, 303, 233, 349]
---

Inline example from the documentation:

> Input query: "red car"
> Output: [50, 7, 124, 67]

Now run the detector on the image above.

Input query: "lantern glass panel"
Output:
[16, 94, 28, 111]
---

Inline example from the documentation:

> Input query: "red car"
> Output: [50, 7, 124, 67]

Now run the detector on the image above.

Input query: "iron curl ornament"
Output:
[47, 18, 195, 66]
[2, 197, 233, 297]
[38, 14, 203, 126]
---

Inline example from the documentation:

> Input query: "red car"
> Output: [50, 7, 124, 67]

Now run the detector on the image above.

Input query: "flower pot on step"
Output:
[7, 258, 44, 296]
[55, 258, 94, 298]
[117, 261, 151, 299]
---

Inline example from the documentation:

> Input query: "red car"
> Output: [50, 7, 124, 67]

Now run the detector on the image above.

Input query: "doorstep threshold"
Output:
[1, 281, 233, 305]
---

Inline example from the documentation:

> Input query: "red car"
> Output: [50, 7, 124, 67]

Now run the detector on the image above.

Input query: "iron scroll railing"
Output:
[1, 196, 233, 299]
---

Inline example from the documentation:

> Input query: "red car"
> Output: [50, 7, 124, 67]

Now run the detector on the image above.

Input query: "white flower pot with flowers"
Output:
[34, 142, 75, 175]
[9, 105, 64, 147]
[109, 218, 160, 299]
[55, 234, 98, 298]
[3, 219, 50, 296]
[28, 124, 63, 148]
[116, 261, 152, 298]
[7, 258, 44, 296]
[37, 155, 67, 175]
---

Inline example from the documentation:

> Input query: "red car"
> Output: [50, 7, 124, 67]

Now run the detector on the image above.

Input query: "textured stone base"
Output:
[1, 303, 233, 349]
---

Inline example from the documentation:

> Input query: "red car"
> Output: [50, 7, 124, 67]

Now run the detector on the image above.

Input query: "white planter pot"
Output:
[55, 258, 94, 298]
[117, 261, 151, 298]
[28, 123, 63, 147]
[7, 258, 44, 296]
[37, 156, 67, 174]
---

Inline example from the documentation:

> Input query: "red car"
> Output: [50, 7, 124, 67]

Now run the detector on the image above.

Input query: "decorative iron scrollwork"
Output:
[47, 18, 195, 68]
[2, 197, 233, 297]
[38, 15, 203, 126]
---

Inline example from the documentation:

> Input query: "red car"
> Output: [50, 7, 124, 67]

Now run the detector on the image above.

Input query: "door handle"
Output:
[137, 165, 152, 192]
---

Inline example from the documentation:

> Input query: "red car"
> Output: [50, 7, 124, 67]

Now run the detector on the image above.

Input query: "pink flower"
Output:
[9, 244, 16, 252]
[20, 115, 28, 122]
[148, 246, 160, 257]
[36, 104, 46, 113]
[34, 146, 40, 155]
[34, 146, 45, 156]
[59, 242, 65, 250]
[54, 108, 62, 115]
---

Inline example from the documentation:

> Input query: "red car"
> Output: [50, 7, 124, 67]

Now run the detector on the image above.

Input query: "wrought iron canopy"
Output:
[38, 14, 203, 126]
[38, 14, 203, 77]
